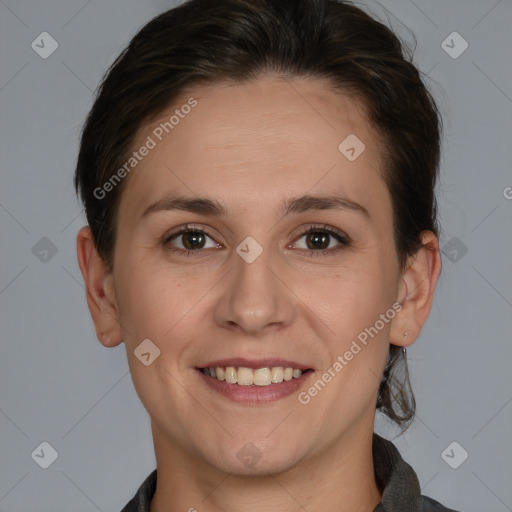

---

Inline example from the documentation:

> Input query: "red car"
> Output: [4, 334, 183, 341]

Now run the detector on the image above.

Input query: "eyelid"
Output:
[292, 223, 350, 244]
[162, 223, 218, 245]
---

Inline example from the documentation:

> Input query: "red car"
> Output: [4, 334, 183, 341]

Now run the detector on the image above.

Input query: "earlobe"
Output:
[76, 226, 123, 348]
[390, 231, 442, 347]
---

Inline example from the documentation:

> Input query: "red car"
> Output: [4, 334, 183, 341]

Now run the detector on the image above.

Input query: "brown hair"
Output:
[74, 0, 442, 427]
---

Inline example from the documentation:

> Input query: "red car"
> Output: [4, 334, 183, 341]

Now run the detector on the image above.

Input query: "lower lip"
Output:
[196, 368, 313, 404]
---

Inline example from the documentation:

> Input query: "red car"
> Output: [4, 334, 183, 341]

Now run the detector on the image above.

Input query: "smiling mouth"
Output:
[198, 366, 313, 386]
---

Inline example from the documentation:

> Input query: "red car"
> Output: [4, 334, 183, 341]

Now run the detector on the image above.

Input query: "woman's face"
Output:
[110, 76, 405, 473]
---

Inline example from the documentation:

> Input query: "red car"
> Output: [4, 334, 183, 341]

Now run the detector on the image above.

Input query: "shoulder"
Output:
[120, 469, 157, 512]
[372, 433, 462, 512]
[421, 494, 462, 511]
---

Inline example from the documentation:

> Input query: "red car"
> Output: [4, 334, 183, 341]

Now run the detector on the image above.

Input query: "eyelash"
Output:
[162, 223, 350, 258]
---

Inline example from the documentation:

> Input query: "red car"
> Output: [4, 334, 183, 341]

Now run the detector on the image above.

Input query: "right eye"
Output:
[162, 224, 220, 256]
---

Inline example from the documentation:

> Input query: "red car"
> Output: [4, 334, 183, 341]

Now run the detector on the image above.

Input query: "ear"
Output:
[76, 225, 123, 348]
[390, 230, 442, 347]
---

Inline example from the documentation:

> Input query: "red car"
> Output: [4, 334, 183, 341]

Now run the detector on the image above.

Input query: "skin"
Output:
[77, 75, 441, 512]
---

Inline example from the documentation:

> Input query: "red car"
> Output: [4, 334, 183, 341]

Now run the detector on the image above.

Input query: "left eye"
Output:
[291, 227, 349, 253]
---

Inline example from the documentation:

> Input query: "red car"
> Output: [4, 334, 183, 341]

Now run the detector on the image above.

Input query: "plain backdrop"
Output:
[1, 1, 511, 511]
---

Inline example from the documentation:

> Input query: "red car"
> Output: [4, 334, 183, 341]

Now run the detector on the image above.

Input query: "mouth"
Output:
[195, 360, 314, 404]
[198, 365, 313, 386]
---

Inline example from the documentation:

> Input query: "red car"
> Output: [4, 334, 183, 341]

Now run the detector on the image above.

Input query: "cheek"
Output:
[302, 275, 393, 411]
[114, 264, 198, 405]
[305, 265, 396, 335]
[113, 258, 190, 344]
[301, 261, 396, 388]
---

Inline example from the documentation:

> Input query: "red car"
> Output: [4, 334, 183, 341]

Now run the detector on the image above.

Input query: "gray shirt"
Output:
[121, 433, 460, 512]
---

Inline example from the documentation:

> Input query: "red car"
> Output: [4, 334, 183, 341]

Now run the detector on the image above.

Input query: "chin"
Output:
[203, 440, 306, 477]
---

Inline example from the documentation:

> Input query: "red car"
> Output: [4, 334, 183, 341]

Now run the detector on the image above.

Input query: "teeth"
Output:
[283, 367, 293, 381]
[271, 367, 284, 383]
[253, 368, 272, 386]
[225, 366, 237, 383]
[237, 367, 254, 386]
[202, 366, 305, 386]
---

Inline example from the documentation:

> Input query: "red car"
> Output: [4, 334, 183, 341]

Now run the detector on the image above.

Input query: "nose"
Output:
[213, 241, 296, 336]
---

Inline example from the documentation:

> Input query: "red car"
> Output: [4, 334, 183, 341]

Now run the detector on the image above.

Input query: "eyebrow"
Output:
[141, 193, 370, 219]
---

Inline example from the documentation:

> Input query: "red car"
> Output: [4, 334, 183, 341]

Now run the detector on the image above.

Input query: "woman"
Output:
[74, 0, 460, 510]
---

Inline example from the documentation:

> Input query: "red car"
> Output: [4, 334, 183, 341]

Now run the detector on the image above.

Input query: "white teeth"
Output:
[225, 366, 237, 383]
[237, 367, 254, 386]
[253, 368, 272, 386]
[271, 367, 284, 383]
[202, 366, 305, 386]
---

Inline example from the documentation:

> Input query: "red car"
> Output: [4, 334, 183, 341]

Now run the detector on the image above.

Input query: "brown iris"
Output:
[181, 231, 206, 250]
[305, 232, 330, 250]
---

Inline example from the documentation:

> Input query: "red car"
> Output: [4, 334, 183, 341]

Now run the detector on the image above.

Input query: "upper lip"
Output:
[198, 358, 312, 370]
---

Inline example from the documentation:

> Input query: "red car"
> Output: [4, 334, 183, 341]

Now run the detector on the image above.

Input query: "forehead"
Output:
[118, 75, 388, 221]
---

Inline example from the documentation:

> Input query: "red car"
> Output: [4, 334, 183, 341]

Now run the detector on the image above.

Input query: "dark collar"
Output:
[121, 433, 458, 512]
[372, 432, 422, 511]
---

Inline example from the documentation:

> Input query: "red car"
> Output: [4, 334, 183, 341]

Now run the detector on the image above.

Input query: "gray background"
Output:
[0, 0, 511, 511]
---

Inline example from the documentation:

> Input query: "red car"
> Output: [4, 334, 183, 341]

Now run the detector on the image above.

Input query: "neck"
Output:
[149, 422, 381, 512]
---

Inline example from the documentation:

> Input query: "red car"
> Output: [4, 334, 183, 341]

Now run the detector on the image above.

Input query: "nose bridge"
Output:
[214, 234, 294, 334]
